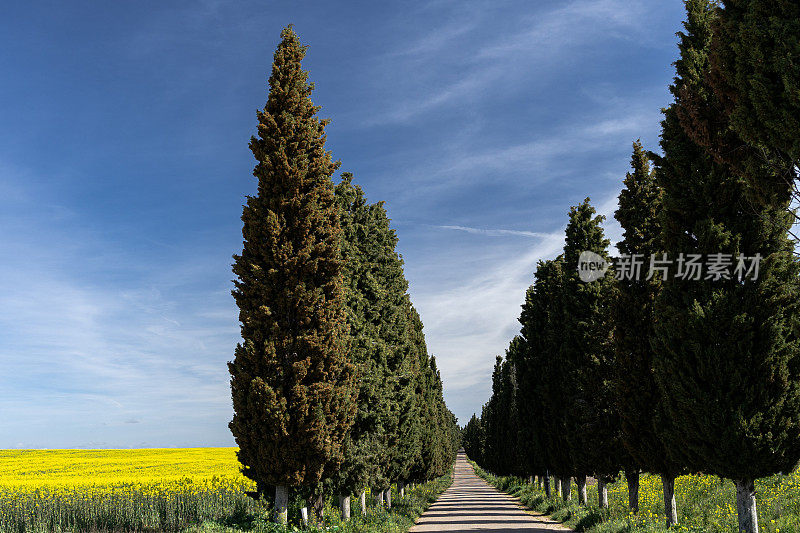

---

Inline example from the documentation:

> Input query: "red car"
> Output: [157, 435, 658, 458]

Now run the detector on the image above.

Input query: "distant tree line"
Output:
[228, 26, 459, 525]
[465, 2, 800, 533]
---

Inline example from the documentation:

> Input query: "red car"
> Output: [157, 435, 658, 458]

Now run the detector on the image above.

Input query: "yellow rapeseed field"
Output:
[0, 447, 252, 489]
[0, 448, 257, 533]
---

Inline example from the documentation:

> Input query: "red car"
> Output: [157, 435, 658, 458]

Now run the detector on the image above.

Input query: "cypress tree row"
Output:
[653, 1, 800, 531]
[331, 174, 458, 513]
[230, 28, 459, 525]
[462, 414, 485, 466]
[481, 342, 526, 477]
[508, 331, 547, 483]
[482, 357, 511, 476]
[467, 5, 800, 533]
[413, 349, 460, 482]
[229, 26, 357, 524]
[517, 258, 567, 497]
[329, 173, 395, 516]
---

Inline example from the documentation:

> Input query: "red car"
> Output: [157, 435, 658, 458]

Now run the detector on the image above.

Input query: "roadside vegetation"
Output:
[472, 461, 799, 533]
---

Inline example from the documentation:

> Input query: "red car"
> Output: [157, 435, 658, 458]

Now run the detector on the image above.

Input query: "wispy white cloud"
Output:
[363, 0, 656, 127]
[411, 233, 565, 394]
[438, 225, 559, 239]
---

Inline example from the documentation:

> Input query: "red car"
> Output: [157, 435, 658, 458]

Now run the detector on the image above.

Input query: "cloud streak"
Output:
[437, 225, 560, 239]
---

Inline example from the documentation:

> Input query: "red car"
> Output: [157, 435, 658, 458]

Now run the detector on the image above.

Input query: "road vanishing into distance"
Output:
[410, 452, 572, 532]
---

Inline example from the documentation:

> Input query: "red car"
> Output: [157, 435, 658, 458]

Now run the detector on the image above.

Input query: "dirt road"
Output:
[409, 452, 572, 532]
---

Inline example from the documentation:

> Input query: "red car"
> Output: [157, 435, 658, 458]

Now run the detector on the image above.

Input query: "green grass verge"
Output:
[470, 461, 798, 533]
[181, 472, 452, 533]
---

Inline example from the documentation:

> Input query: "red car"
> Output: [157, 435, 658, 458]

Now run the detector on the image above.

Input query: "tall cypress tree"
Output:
[653, 2, 800, 531]
[366, 194, 417, 506]
[612, 141, 684, 520]
[560, 199, 621, 505]
[228, 26, 356, 524]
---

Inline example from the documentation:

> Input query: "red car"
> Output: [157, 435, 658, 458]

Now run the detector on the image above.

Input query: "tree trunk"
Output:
[398, 481, 405, 498]
[577, 476, 587, 505]
[662, 473, 678, 528]
[274, 485, 288, 524]
[598, 479, 608, 509]
[529, 475, 534, 484]
[339, 494, 351, 521]
[359, 490, 366, 515]
[561, 476, 571, 501]
[627, 470, 639, 513]
[375, 488, 384, 506]
[300, 507, 308, 528]
[311, 492, 324, 524]
[735, 479, 759, 533]
[385, 487, 392, 509]
[554, 477, 562, 496]
[544, 474, 551, 497]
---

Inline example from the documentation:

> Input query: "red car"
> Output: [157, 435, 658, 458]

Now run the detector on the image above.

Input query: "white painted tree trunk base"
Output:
[577, 476, 587, 505]
[339, 495, 350, 521]
[735, 479, 759, 533]
[300, 507, 308, 529]
[561, 477, 572, 501]
[663, 474, 678, 528]
[359, 490, 367, 515]
[598, 480, 608, 509]
[275, 485, 288, 524]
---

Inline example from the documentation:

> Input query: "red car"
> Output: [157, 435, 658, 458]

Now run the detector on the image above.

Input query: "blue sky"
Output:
[0, 0, 686, 448]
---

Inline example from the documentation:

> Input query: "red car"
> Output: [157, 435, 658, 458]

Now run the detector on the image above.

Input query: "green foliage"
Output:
[653, 0, 800, 482]
[461, 414, 484, 467]
[560, 199, 622, 481]
[229, 26, 357, 491]
[611, 142, 679, 479]
[412, 351, 460, 481]
[329, 173, 395, 496]
[481, 353, 522, 476]
[711, 0, 800, 181]
[332, 174, 457, 493]
[519, 258, 570, 478]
